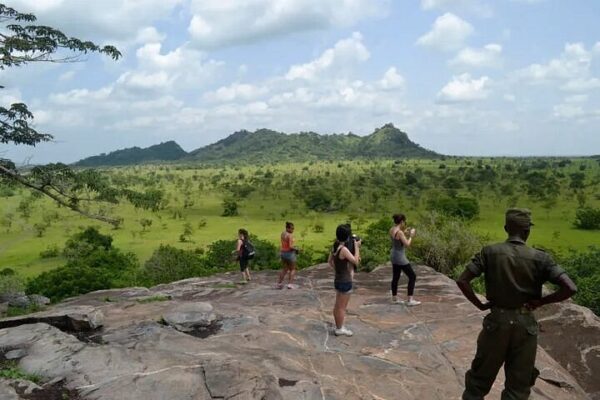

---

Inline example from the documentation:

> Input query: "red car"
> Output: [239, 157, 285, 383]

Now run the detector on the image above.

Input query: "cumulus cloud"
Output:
[8, 0, 183, 42]
[437, 73, 491, 102]
[188, 0, 389, 49]
[285, 32, 370, 80]
[118, 42, 223, 92]
[204, 83, 269, 103]
[416, 13, 473, 52]
[420, 0, 493, 17]
[516, 42, 600, 92]
[378, 67, 405, 90]
[449, 44, 502, 68]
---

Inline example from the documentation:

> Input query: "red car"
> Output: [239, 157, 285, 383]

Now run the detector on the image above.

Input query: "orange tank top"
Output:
[281, 232, 292, 251]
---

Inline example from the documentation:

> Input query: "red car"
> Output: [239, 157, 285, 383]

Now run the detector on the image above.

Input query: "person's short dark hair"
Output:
[238, 228, 248, 238]
[286, 221, 294, 229]
[393, 213, 406, 224]
[336, 224, 351, 242]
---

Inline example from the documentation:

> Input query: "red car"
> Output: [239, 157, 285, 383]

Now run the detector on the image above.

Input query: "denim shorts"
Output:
[280, 250, 297, 263]
[334, 281, 353, 293]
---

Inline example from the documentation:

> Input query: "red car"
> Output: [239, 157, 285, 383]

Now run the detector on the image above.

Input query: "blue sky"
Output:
[2, 0, 600, 163]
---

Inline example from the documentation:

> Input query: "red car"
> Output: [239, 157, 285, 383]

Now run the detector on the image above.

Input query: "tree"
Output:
[0, 4, 156, 226]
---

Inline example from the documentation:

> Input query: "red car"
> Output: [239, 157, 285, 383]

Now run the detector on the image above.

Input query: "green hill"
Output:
[186, 124, 438, 163]
[74, 141, 187, 167]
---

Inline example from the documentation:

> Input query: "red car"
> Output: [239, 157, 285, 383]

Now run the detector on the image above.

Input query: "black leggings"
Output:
[391, 263, 416, 296]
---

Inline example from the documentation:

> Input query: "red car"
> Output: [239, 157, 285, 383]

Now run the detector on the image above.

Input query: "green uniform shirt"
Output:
[467, 236, 565, 309]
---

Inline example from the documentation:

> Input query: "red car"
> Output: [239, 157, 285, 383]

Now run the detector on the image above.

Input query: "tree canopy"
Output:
[0, 4, 160, 225]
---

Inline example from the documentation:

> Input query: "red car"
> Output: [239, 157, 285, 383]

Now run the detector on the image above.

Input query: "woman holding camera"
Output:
[390, 213, 420, 306]
[329, 224, 360, 336]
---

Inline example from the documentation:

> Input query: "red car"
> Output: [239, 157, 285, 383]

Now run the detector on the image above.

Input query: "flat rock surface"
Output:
[0, 265, 594, 400]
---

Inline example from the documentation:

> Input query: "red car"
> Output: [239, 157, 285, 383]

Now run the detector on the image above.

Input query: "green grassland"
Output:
[1, 157, 599, 279]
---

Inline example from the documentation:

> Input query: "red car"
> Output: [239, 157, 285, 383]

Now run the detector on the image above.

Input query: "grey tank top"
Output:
[390, 232, 409, 265]
[333, 246, 352, 283]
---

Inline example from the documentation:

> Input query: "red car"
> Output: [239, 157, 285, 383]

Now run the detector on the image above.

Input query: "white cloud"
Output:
[449, 43, 502, 68]
[437, 73, 491, 102]
[188, 0, 389, 49]
[9, 0, 183, 42]
[378, 67, 405, 90]
[416, 13, 473, 52]
[517, 42, 600, 92]
[285, 32, 369, 80]
[420, 0, 493, 17]
[120, 42, 223, 92]
[204, 83, 269, 102]
[560, 78, 600, 92]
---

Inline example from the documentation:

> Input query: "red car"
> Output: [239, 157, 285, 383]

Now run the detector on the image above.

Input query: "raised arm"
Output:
[456, 269, 492, 311]
[395, 228, 414, 247]
[524, 274, 577, 311]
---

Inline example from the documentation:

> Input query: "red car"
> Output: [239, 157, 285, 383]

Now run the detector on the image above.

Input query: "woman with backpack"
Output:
[235, 228, 253, 283]
[329, 224, 361, 336]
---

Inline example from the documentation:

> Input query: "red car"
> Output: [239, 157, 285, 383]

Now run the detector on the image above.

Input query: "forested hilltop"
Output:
[188, 123, 438, 163]
[74, 141, 187, 167]
[74, 124, 438, 166]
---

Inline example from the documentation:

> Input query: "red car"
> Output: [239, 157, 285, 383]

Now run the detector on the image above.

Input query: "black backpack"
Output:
[242, 239, 256, 259]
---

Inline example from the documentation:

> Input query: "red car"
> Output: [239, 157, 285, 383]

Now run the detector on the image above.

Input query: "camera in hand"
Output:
[345, 234, 361, 253]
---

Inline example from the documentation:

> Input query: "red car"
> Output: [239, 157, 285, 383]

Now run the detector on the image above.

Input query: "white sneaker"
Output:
[406, 299, 421, 306]
[334, 326, 354, 336]
[391, 296, 404, 304]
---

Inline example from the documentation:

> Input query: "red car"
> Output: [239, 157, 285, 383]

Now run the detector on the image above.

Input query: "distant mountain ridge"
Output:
[74, 141, 188, 167]
[74, 124, 438, 166]
[188, 123, 438, 163]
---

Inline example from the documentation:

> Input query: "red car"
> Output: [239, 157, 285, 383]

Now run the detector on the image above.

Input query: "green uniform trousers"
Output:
[463, 308, 540, 400]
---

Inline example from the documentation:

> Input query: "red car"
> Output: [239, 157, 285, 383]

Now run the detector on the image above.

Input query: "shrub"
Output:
[359, 217, 392, 271]
[409, 212, 485, 276]
[427, 196, 480, 220]
[63, 227, 113, 259]
[39, 244, 60, 259]
[0, 272, 24, 296]
[141, 245, 206, 286]
[574, 207, 600, 230]
[560, 246, 600, 315]
[221, 198, 239, 216]
[26, 248, 138, 302]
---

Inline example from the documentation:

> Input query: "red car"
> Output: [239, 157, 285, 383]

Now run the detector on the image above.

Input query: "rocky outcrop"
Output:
[537, 302, 600, 399]
[0, 305, 103, 331]
[0, 265, 595, 400]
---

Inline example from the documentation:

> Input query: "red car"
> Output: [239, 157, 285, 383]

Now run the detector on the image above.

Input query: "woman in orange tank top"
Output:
[277, 221, 298, 289]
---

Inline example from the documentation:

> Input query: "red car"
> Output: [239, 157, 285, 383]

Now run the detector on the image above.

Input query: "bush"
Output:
[221, 198, 239, 216]
[409, 212, 485, 276]
[63, 227, 113, 259]
[0, 273, 24, 296]
[574, 207, 600, 230]
[359, 217, 392, 271]
[560, 246, 600, 315]
[141, 245, 207, 286]
[427, 196, 480, 220]
[27, 241, 138, 303]
[39, 244, 60, 259]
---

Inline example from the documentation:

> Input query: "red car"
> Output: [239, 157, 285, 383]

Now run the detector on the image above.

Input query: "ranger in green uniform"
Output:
[456, 208, 577, 400]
